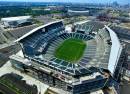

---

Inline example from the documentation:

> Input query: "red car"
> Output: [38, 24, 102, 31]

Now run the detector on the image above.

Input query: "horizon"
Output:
[0, 0, 130, 5]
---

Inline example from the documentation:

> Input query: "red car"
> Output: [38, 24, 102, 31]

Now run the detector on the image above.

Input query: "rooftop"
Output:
[1, 16, 31, 22]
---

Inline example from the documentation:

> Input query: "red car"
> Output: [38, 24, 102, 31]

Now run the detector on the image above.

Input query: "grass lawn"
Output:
[54, 38, 86, 62]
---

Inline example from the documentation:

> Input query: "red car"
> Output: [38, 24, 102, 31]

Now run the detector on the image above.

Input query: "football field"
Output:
[54, 38, 86, 62]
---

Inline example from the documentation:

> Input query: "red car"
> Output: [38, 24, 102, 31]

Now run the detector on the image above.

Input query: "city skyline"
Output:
[0, 0, 130, 5]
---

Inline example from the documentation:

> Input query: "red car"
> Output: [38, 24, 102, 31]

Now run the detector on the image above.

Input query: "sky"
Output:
[0, 0, 130, 4]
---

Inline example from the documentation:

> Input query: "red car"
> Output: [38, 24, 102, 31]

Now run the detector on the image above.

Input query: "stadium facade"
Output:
[10, 20, 126, 94]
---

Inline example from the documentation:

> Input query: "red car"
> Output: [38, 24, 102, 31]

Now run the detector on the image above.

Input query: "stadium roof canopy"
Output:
[105, 25, 122, 74]
[15, 20, 63, 42]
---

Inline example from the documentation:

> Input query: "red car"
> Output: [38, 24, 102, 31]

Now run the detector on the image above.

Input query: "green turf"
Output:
[54, 38, 86, 62]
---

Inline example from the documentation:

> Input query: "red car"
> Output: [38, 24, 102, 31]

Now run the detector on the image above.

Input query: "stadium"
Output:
[10, 20, 125, 94]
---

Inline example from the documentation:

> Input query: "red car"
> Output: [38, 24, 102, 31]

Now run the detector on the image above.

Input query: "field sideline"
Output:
[54, 38, 86, 63]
